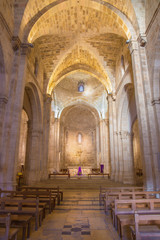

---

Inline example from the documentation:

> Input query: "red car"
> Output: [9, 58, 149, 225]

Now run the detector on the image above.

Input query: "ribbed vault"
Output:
[21, 0, 136, 95]
[19, 0, 137, 39]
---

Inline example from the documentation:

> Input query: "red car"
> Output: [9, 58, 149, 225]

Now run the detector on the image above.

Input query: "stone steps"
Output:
[37, 178, 126, 190]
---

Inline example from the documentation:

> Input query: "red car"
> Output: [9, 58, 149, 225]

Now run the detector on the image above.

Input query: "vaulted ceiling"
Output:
[19, 0, 137, 114]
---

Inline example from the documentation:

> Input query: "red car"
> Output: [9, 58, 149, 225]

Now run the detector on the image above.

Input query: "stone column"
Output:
[129, 35, 159, 190]
[48, 116, 60, 172]
[118, 132, 123, 182]
[0, 97, 8, 186]
[0, 40, 29, 190]
[25, 120, 43, 185]
[96, 122, 101, 168]
[0, 96, 8, 144]
[152, 99, 160, 176]
[121, 131, 134, 184]
[100, 119, 110, 173]
[42, 94, 52, 180]
[108, 95, 115, 180]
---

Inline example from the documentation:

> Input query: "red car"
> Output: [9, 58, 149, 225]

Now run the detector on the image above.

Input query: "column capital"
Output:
[44, 94, 52, 104]
[27, 120, 33, 132]
[108, 93, 116, 102]
[138, 33, 147, 47]
[12, 36, 33, 55]
[12, 36, 21, 52]
[128, 39, 139, 54]
[151, 98, 160, 106]
[0, 96, 8, 104]
[120, 131, 133, 140]
[32, 129, 43, 137]
[104, 119, 109, 126]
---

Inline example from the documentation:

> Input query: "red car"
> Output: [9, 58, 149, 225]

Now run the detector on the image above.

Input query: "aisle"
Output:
[28, 190, 120, 240]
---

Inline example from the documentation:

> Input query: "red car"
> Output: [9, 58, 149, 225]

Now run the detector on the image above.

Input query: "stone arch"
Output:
[19, 0, 138, 42]
[131, 0, 146, 34]
[58, 99, 102, 120]
[60, 103, 100, 172]
[120, 83, 136, 133]
[22, 82, 43, 184]
[118, 83, 136, 184]
[60, 102, 100, 124]
[24, 82, 42, 129]
[13, 0, 29, 36]
[47, 44, 113, 95]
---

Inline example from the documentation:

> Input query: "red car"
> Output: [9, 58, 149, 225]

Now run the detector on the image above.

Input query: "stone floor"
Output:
[20, 178, 135, 240]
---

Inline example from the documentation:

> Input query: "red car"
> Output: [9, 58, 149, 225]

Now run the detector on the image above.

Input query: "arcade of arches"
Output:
[0, 0, 160, 192]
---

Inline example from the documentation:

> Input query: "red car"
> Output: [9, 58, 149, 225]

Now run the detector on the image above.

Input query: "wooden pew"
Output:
[130, 211, 160, 240]
[99, 186, 144, 205]
[104, 191, 160, 214]
[0, 213, 19, 240]
[0, 189, 56, 214]
[19, 186, 63, 204]
[112, 198, 160, 239]
[0, 198, 42, 231]
[11, 215, 32, 240]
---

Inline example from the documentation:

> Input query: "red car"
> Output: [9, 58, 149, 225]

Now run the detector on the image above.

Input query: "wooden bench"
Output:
[130, 211, 160, 240]
[10, 214, 32, 240]
[19, 186, 63, 205]
[0, 189, 56, 214]
[88, 173, 110, 179]
[0, 213, 19, 240]
[0, 198, 42, 231]
[105, 190, 160, 214]
[99, 186, 144, 205]
[112, 198, 160, 239]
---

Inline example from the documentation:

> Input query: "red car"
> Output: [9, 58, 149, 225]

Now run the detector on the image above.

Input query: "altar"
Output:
[68, 166, 92, 177]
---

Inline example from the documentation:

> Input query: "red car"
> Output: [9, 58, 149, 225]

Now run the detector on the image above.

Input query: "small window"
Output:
[121, 55, 125, 74]
[78, 81, 84, 92]
[78, 133, 82, 144]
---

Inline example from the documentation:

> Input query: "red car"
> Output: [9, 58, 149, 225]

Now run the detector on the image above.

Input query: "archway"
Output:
[22, 83, 43, 184]
[118, 83, 137, 184]
[60, 104, 98, 176]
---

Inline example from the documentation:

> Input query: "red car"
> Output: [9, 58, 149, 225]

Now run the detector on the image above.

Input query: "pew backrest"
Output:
[0, 213, 10, 240]
[134, 211, 160, 240]
[114, 198, 160, 216]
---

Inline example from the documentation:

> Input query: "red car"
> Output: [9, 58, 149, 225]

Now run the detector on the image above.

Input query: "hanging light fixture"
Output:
[78, 81, 84, 92]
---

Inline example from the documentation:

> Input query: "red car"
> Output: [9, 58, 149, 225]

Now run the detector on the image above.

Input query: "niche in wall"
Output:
[60, 105, 97, 167]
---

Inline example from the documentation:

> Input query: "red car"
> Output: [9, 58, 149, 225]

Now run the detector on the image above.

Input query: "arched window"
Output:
[121, 55, 125, 75]
[78, 81, 84, 92]
[78, 133, 82, 144]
